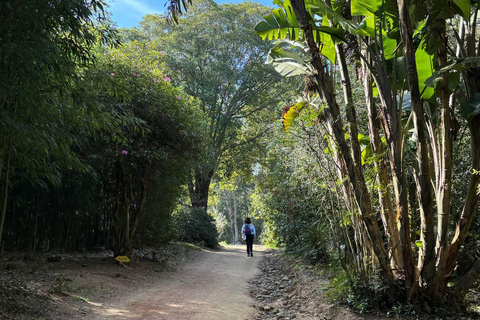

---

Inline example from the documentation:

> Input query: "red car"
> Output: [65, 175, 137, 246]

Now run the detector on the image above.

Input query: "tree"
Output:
[133, 0, 288, 212]
[0, 0, 118, 250]
[255, 0, 480, 308]
[211, 176, 255, 244]
[83, 42, 207, 257]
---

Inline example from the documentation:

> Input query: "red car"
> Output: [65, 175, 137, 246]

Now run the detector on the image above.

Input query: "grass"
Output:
[176, 242, 202, 251]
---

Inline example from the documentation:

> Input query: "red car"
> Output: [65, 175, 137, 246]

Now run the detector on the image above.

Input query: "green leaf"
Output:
[415, 43, 435, 99]
[255, 6, 300, 41]
[267, 47, 305, 64]
[453, 0, 470, 19]
[361, 144, 373, 165]
[282, 101, 308, 132]
[316, 26, 346, 42]
[320, 46, 336, 64]
[459, 93, 480, 122]
[304, 0, 357, 33]
[351, 0, 381, 16]
[273, 61, 310, 77]
[354, 16, 375, 37]
[382, 35, 397, 60]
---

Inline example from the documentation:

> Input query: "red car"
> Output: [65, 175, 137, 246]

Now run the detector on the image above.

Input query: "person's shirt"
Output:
[241, 223, 256, 236]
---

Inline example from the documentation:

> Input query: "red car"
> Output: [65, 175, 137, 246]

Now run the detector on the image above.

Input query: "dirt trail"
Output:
[90, 244, 263, 320]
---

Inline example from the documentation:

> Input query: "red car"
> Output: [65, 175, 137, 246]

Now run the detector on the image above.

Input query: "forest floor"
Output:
[1, 244, 479, 320]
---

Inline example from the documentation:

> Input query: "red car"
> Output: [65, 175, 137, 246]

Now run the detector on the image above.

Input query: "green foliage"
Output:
[3, 37, 208, 252]
[325, 271, 351, 303]
[0, 0, 119, 185]
[291, 222, 329, 263]
[136, 0, 290, 205]
[174, 207, 219, 248]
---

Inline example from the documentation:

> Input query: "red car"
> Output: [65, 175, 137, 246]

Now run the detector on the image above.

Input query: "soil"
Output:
[249, 251, 387, 320]
[2, 244, 477, 320]
[0, 244, 262, 320]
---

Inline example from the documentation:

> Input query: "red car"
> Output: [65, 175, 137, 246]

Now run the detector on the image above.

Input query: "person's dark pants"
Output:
[246, 234, 254, 256]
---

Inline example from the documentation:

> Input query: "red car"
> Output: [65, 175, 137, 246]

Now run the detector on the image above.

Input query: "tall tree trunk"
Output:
[360, 46, 404, 275]
[233, 194, 239, 244]
[290, 0, 391, 280]
[110, 160, 124, 257]
[432, 20, 453, 301]
[189, 169, 214, 212]
[397, 0, 435, 293]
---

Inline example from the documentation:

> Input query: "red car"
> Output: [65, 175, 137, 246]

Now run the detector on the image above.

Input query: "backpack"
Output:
[244, 224, 252, 236]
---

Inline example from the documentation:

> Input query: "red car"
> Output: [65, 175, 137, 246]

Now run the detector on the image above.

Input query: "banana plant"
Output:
[266, 41, 313, 77]
[257, 0, 480, 308]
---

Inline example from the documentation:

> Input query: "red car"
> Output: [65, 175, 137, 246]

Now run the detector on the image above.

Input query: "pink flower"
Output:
[110, 73, 115, 76]
[212, 151, 215, 156]
[135, 73, 140, 77]
[153, 77, 158, 82]
[121, 150, 128, 155]
[163, 76, 170, 82]
[136, 63, 140, 67]
[177, 96, 181, 100]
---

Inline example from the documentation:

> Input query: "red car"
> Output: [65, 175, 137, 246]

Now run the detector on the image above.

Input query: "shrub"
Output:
[174, 207, 219, 248]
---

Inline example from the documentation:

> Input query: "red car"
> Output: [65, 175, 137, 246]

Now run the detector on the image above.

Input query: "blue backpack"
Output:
[244, 224, 252, 236]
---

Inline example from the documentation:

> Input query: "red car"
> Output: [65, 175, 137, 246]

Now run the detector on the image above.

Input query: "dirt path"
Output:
[89, 244, 263, 320]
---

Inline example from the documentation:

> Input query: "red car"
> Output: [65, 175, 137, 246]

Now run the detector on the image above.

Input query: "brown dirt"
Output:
[249, 251, 385, 320]
[3, 245, 477, 320]
[0, 244, 264, 320]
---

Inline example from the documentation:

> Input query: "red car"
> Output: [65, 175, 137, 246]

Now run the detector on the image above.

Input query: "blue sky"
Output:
[107, 0, 275, 28]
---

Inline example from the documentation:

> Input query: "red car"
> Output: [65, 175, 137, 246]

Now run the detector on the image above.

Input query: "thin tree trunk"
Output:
[397, 0, 435, 292]
[290, 0, 391, 280]
[0, 149, 11, 254]
[130, 165, 149, 238]
[433, 20, 453, 301]
[227, 192, 235, 243]
[233, 194, 238, 244]
[110, 160, 124, 257]
[361, 48, 404, 274]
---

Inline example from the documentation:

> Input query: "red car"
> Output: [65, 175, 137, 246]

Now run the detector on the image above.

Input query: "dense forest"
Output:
[1, 0, 480, 314]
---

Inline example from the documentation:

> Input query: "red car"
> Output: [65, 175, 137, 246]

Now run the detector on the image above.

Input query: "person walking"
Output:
[241, 217, 256, 257]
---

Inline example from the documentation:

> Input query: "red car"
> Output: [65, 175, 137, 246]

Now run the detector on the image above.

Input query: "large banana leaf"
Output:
[255, 0, 301, 41]
[274, 61, 311, 77]
[255, 5, 346, 43]
[415, 42, 435, 100]
[453, 0, 470, 19]
[351, 0, 398, 18]
[267, 46, 313, 77]
[305, 0, 357, 33]
[351, 0, 381, 16]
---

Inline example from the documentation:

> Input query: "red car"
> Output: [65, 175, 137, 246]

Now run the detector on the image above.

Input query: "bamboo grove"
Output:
[254, 0, 480, 308]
